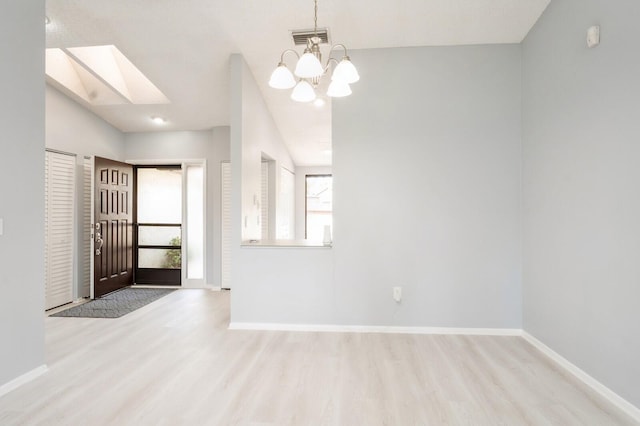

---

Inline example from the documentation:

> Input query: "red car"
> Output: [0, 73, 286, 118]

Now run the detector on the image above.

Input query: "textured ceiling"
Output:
[46, 0, 550, 166]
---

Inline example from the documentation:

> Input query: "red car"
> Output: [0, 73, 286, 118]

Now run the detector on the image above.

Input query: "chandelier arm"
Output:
[279, 49, 301, 64]
[323, 57, 339, 73]
[328, 43, 349, 59]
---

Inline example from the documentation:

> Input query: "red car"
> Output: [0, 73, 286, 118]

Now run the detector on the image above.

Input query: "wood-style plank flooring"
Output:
[0, 289, 636, 425]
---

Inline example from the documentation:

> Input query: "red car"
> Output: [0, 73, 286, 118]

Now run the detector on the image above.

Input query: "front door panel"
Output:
[94, 156, 133, 297]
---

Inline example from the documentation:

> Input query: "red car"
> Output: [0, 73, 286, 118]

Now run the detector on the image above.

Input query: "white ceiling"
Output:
[46, 0, 550, 166]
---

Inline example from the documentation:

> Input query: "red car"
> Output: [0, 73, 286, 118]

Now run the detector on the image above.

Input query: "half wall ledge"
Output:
[241, 239, 331, 248]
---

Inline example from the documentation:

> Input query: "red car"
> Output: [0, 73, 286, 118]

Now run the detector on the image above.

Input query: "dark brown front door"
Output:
[94, 156, 133, 297]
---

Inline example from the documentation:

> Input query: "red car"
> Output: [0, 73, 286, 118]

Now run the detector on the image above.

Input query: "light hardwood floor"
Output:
[0, 289, 636, 425]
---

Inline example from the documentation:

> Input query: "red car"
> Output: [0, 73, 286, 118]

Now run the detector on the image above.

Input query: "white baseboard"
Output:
[0, 365, 48, 398]
[228, 322, 522, 336]
[522, 331, 640, 423]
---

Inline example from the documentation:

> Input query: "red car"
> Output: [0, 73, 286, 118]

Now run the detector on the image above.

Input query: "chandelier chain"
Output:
[314, 0, 318, 36]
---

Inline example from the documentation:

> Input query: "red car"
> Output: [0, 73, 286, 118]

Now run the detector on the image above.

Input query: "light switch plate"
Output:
[587, 25, 600, 48]
[393, 286, 402, 302]
[0, 218, 3, 236]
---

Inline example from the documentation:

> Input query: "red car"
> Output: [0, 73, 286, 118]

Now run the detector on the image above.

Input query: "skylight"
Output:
[45, 45, 170, 106]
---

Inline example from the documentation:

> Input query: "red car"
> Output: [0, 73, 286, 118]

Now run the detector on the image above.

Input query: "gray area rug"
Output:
[51, 288, 175, 318]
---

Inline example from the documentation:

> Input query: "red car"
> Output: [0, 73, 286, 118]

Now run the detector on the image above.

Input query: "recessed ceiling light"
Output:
[313, 98, 326, 108]
[151, 116, 166, 125]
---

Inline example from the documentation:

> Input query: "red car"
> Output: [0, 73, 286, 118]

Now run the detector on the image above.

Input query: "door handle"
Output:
[95, 232, 104, 256]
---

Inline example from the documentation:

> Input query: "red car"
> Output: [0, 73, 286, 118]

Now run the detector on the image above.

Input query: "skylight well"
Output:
[45, 45, 169, 106]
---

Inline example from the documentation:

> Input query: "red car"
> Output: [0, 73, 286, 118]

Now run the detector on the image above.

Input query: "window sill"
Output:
[241, 239, 332, 248]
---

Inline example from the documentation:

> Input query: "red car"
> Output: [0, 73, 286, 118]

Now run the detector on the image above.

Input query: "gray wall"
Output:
[46, 85, 126, 160]
[125, 128, 231, 287]
[522, 0, 640, 408]
[332, 45, 522, 327]
[0, 1, 46, 386]
[231, 45, 523, 328]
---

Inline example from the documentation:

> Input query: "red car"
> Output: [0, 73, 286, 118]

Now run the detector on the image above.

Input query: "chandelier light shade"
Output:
[326, 79, 351, 98]
[294, 51, 324, 78]
[332, 57, 360, 84]
[291, 80, 316, 102]
[269, 63, 296, 89]
[270, 0, 359, 102]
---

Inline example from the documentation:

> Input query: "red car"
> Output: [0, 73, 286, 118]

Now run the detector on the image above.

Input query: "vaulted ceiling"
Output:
[46, 0, 550, 165]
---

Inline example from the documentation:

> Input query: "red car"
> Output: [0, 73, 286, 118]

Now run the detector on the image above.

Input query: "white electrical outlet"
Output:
[393, 286, 402, 302]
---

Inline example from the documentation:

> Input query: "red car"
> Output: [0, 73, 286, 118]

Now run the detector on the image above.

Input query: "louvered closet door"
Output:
[221, 162, 231, 289]
[45, 150, 76, 310]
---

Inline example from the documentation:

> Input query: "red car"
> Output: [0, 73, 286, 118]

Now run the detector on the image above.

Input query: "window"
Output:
[305, 175, 332, 241]
[185, 164, 204, 280]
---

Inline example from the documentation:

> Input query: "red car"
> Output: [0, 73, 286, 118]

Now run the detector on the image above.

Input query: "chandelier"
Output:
[268, 0, 359, 102]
